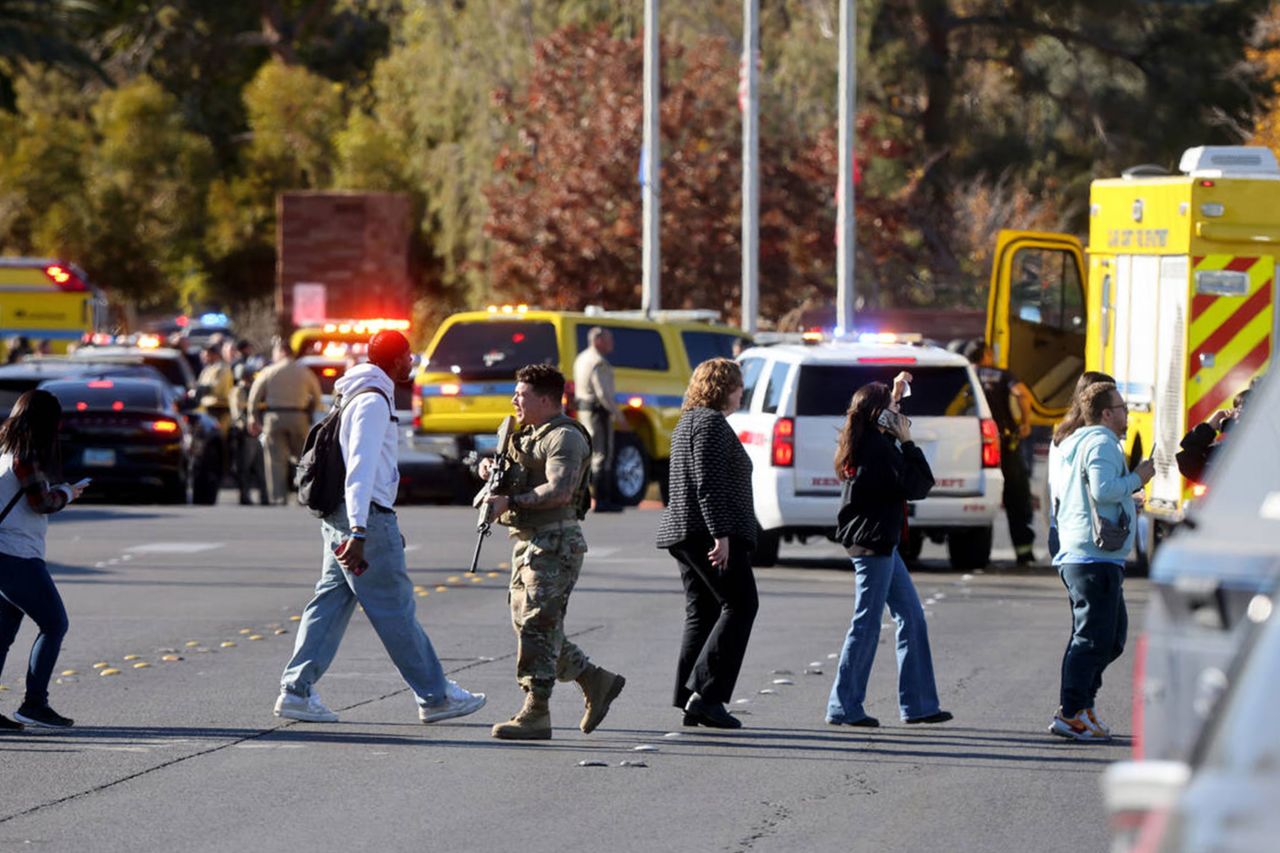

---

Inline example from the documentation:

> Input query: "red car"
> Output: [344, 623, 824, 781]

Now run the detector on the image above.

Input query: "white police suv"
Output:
[729, 335, 1005, 570]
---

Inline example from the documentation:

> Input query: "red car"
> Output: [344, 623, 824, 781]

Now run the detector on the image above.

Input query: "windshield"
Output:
[427, 321, 558, 380]
[795, 365, 977, 417]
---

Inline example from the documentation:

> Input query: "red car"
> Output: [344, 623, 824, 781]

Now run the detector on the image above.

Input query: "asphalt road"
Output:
[0, 497, 1142, 852]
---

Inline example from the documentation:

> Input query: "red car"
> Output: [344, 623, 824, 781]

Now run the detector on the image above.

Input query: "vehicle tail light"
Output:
[321, 367, 338, 378]
[981, 419, 1001, 468]
[771, 417, 795, 467]
[149, 419, 180, 434]
[87, 380, 114, 389]
[440, 383, 461, 396]
[1191, 483, 1208, 498]
[412, 382, 423, 425]
[43, 263, 87, 291]
[563, 381, 577, 419]
[1132, 632, 1147, 759]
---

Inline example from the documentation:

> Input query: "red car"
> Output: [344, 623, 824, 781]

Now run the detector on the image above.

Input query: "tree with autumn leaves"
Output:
[484, 26, 923, 325]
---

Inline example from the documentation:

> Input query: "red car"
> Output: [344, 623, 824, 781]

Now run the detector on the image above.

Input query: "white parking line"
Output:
[124, 543, 225, 554]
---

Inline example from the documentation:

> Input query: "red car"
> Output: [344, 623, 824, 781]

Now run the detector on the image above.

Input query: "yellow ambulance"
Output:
[412, 306, 748, 505]
[0, 258, 105, 361]
[987, 146, 1279, 530]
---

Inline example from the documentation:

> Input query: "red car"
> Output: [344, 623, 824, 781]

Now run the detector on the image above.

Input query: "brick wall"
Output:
[276, 191, 413, 328]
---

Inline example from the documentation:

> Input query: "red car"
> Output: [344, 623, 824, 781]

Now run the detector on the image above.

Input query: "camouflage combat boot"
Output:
[575, 664, 626, 734]
[491, 692, 552, 740]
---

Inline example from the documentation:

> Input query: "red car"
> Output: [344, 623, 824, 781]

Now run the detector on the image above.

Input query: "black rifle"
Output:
[468, 415, 517, 573]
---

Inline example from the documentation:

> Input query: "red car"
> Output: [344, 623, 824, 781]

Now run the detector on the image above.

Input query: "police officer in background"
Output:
[247, 337, 322, 505]
[964, 340, 1037, 565]
[229, 362, 268, 505]
[197, 344, 234, 436]
[479, 364, 626, 740]
[573, 326, 624, 512]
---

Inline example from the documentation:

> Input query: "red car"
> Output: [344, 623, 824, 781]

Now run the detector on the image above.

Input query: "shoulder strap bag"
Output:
[1080, 469, 1130, 552]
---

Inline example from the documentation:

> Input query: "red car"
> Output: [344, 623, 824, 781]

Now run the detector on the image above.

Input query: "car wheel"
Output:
[752, 527, 781, 567]
[946, 526, 992, 571]
[612, 434, 650, 506]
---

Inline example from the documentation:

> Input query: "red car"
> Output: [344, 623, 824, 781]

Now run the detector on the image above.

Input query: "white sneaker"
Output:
[1085, 708, 1112, 737]
[1048, 707, 1109, 741]
[274, 690, 339, 723]
[419, 680, 486, 724]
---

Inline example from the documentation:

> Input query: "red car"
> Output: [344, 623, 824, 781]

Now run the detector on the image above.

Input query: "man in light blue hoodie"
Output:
[1049, 382, 1154, 741]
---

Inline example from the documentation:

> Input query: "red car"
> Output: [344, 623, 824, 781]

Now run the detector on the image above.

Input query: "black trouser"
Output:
[584, 407, 615, 506]
[0, 553, 68, 709]
[669, 535, 758, 708]
[1058, 562, 1127, 716]
[1001, 436, 1035, 555]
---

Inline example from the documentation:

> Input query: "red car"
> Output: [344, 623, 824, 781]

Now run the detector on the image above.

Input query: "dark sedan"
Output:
[41, 377, 211, 504]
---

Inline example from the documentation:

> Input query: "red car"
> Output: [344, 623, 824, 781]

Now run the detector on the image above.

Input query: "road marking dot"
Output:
[248, 634, 264, 641]
[92, 662, 110, 669]
[185, 641, 200, 647]
[161, 655, 182, 662]
[289, 615, 302, 622]
[0, 685, 9, 691]
[221, 641, 237, 648]
[447, 576, 462, 583]
[435, 586, 448, 592]
[487, 571, 501, 578]
[99, 668, 122, 676]
[122, 654, 140, 661]
[469, 577, 483, 583]
[499, 562, 511, 569]
[416, 591, 429, 597]
[60, 669, 77, 676]
[274, 628, 289, 635]
[132, 662, 151, 669]
[239, 628, 253, 635]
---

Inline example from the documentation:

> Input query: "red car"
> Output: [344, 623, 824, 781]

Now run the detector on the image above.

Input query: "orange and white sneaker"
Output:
[1049, 707, 1110, 741]
[1084, 708, 1111, 738]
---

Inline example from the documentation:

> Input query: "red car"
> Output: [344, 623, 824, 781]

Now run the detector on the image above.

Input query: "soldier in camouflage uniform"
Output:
[481, 364, 626, 740]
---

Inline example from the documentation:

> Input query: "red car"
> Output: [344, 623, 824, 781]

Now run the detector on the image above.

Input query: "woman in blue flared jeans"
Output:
[826, 375, 951, 728]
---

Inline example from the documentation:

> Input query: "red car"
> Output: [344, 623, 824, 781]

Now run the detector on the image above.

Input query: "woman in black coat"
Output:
[826, 374, 951, 728]
[656, 358, 757, 729]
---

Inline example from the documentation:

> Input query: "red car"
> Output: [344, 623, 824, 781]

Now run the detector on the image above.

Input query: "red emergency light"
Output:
[43, 264, 87, 291]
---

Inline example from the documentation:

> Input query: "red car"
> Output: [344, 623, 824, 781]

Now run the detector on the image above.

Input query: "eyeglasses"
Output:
[1104, 402, 1129, 412]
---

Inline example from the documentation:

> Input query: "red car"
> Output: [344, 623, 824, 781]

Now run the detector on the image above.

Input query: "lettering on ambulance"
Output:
[1107, 229, 1170, 249]
[1187, 255, 1273, 426]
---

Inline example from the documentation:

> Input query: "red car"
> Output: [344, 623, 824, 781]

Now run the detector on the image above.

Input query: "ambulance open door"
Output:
[986, 230, 1088, 425]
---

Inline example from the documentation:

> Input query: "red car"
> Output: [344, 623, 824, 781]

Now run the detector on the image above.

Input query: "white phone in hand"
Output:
[73, 478, 92, 490]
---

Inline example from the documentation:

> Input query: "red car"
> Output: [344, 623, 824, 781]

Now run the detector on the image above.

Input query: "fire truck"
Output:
[986, 145, 1279, 535]
[0, 258, 105, 361]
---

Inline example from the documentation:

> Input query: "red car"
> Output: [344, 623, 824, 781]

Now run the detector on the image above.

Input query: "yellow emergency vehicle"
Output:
[413, 306, 748, 505]
[987, 145, 1279, 529]
[0, 258, 105, 360]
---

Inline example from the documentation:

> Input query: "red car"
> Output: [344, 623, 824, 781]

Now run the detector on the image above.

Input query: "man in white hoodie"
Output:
[274, 330, 486, 725]
[1049, 382, 1153, 741]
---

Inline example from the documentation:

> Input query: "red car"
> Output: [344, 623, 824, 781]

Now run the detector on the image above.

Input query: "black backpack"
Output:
[296, 388, 393, 518]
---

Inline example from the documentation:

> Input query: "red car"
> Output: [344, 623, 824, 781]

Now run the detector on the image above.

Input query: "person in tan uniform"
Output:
[197, 345, 234, 436]
[572, 327, 624, 512]
[248, 338, 322, 505]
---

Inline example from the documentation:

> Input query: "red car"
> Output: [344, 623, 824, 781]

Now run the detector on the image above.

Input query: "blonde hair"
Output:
[683, 358, 743, 412]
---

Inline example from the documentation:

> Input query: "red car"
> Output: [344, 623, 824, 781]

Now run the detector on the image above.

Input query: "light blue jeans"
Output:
[280, 507, 449, 708]
[826, 548, 941, 722]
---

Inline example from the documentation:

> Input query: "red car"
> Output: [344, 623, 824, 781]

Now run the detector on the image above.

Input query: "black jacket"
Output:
[1176, 422, 1220, 485]
[656, 406, 757, 549]
[834, 427, 934, 556]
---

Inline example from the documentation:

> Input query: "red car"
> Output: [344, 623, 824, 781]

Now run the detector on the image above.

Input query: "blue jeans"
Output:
[827, 548, 941, 722]
[280, 508, 449, 707]
[1058, 562, 1127, 716]
[0, 553, 69, 709]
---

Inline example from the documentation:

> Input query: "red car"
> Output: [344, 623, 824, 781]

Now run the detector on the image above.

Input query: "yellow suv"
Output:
[412, 306, 747, 504]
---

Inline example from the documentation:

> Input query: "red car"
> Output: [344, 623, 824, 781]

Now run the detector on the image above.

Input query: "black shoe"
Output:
[593, 503, 624, 513]
[14, 704, 73, 728]
[682, 712, 700, 727]
[684, 695, 742, 729]
[829, 715, 880, 728]
[0, 713, 23, 732]
[905, 710, 953, 725]
[1016, 553, 1037, 566]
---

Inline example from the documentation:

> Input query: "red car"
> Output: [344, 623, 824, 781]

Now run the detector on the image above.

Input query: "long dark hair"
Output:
[834, 382, 892, 479]
[1052, 371, 1115, 446]
[0, 389, 62, 472]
